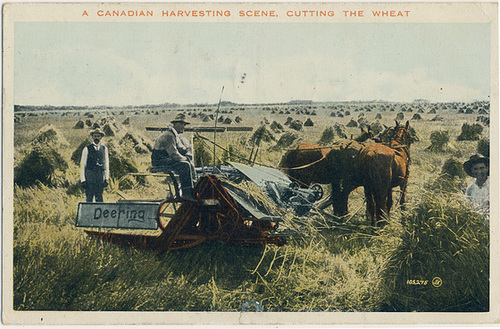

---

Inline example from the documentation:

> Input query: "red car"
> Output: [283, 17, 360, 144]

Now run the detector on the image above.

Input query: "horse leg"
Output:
[364, 187, 376, 226]
[387, 189, 393, 214]
[373, 184, 392, 227]
[399, 182, 407, 211]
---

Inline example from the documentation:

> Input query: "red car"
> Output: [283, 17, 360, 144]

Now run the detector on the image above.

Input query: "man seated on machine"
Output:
[151, 113, 197, 201]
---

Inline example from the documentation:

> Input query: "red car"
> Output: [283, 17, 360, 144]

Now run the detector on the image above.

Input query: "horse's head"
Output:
[376, 124, 395, 144]
[392, 120, 411, 147]
[355, 126, 374, 142]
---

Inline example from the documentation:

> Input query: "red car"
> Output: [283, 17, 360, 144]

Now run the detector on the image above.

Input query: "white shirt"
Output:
[80, 142, 110, 182]
[465, 177, 489, 214]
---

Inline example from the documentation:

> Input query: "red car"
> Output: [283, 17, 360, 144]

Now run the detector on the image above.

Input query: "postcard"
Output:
[2, 1, 499, 326]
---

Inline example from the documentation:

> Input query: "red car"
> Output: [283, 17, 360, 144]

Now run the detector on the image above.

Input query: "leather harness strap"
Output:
[279, 152, 329, 171]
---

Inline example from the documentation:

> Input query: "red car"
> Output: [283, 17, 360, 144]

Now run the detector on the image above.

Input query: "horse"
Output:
[279, 140, 367, 217]
[358, 121, 411, 226]
[354, 126, 375, 142]
[279, 143, 332, 188]
[321, 140, 366, 216]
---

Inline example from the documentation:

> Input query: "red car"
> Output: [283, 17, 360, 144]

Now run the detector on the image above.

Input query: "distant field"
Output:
[12, 100, 490, 312]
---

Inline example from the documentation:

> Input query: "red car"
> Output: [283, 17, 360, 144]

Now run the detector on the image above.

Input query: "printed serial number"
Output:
[406, 280, 428, 285]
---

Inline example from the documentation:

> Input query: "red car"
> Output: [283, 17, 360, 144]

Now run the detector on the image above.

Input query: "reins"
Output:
[279, 141, 356, 171]
[279, 152, 329, 171]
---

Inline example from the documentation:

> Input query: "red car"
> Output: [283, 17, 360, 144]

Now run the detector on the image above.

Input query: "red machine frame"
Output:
[85, 175, 286, 251]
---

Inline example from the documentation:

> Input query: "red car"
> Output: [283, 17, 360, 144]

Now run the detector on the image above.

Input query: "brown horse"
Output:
[322, 140, 366, 216]
[354, 126, 375, 142]
[279, 140, 367, 217]
[279, 143, 332, 187]
[358, 121, 411, 226]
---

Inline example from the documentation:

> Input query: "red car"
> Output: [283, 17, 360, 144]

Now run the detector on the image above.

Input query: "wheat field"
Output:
[12, 101, 489, 312]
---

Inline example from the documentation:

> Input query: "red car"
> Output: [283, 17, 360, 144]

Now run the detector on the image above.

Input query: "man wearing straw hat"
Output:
[463, 154, 489, 214]
[80, 128, 110, 202]
[151, 113, 197, 201]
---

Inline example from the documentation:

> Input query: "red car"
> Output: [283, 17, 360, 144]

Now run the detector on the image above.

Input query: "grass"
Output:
[379, 191, 489, 312]
[11, 102, 490, 312]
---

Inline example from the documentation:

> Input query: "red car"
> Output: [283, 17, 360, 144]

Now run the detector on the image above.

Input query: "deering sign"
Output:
[76, 202, 160, 230]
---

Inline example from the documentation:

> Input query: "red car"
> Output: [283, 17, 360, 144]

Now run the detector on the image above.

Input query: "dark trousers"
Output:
[85, 169, 105, 202]
[152, 158, 196, 194]
[169, 160, 196, 192]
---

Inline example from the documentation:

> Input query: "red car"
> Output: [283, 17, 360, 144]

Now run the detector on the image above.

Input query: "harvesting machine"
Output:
[76, 159, 323, 252]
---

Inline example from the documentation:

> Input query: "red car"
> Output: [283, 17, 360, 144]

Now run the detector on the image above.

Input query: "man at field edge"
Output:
[80, 128, 110, 202]
[463, 154, 489, 216]
[151, 113, 197, 201]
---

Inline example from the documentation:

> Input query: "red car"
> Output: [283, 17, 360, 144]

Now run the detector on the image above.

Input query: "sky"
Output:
[14, 22, 491, 106]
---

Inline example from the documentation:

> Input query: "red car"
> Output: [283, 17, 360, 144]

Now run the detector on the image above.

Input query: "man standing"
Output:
[151, 113, 197, 201]
[80, 128, 110, 202]
[463, 154, 489, 215]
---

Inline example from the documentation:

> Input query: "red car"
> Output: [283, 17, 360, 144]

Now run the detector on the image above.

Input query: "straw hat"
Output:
[463, 154, 489, 177]
[90, 128, 105, 137]
[171, 113, 190, 125]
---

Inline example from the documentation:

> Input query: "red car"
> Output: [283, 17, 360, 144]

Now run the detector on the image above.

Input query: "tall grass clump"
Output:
[425, 157, 468, 193]
[106, 140, 144, 189]
[457, 123, 483, 141]
[379, 191, 489, 312]
[14, 143, 68, 187]
[14, 125, 74, 187]
[441, 157, 467, 179]
[477, 138, 489, 157]
[32, 125, 70, 147]
[270, 132, 299, 151]
[193, 135, 212, 166]
[423, 157, 466, 192]
[318, 127, 335, 145]
[426, 130, 450, 152]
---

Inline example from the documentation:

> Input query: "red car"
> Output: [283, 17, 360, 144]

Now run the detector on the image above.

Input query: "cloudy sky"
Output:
[14, 22, 491, 106]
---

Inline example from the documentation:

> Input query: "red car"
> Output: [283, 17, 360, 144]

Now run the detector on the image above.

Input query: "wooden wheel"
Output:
[157, 199, 182, 231]
[310, 183, 324, 201]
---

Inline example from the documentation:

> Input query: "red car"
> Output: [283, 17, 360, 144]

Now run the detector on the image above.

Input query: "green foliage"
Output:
[71, 140, 88, 165]
[12, 183, 389, 312]
[193, 136, 212, 166]
[423, 157, 468, 193]
[477, 138, 489, 157]
[120, 131, 153, 154]
[107, 140, 144, 189]
[270, 132, 299, 150]
[457, 123, 483, 141]
[250, 126, 275, 145]
[32, 126, 69, 147]
[73, 120, 85, 129]
[441, 157, 467, 179]
[14, 143, 68, 187]
[379, 192, 489, 312]
[369, 121, 383, 135]
[318, 127, 335, 145]
[426, 130, 450, 152]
